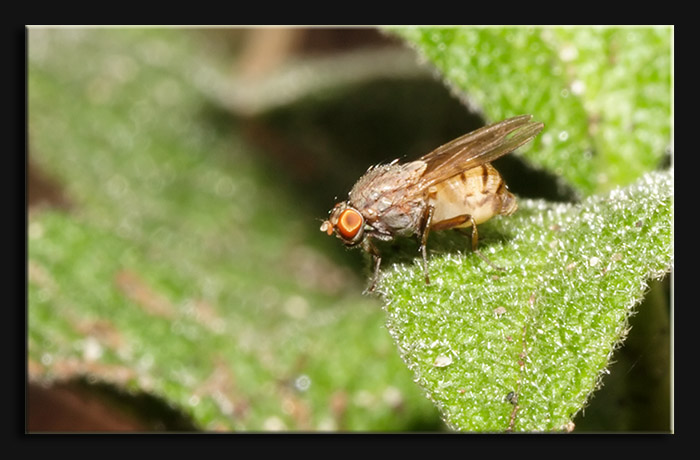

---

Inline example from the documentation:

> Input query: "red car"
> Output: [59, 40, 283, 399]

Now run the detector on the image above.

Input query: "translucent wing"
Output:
[418, 115, 544, 187]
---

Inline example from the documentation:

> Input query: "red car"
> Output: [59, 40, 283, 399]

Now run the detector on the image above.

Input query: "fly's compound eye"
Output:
[337, 208, 364, 242]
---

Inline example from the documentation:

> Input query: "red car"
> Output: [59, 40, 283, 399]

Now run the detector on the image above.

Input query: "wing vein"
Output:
[419, 115, 544, 188]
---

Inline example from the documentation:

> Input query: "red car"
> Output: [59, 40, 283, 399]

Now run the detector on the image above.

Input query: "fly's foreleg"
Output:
[363, 238, 382, 293]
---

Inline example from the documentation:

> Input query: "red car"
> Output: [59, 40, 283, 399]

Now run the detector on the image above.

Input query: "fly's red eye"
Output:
[337, 208, 363, 240]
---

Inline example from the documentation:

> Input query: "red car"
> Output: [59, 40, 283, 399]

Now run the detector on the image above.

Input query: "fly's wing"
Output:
[418, 115, 544, 188]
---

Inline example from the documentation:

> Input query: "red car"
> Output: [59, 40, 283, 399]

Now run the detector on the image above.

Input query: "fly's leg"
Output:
[433, 214, 506, 271]
[419, 205, 435, 285]
[363, 238, 382, 293]
[469, 216, 506, 271]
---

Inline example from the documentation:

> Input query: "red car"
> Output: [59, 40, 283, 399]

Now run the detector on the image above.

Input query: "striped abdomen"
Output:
[426, 163, 517, 228]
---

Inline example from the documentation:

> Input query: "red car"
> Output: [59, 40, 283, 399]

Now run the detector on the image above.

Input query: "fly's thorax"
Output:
[348, 161, 426, 207]
[427, 163, 517, 227]
[347, 160, 428, 237]
[350, 195, 426, 239]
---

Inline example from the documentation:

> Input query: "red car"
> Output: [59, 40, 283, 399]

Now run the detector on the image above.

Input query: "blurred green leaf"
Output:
[28, 28, 440, 431]
[391, 27, 671, 195]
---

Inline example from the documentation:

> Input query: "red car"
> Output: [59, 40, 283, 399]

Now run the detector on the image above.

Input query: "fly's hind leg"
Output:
[433, 214, 506, 271]
[467, 216, 506, 271]
[419, 205, 435, 285]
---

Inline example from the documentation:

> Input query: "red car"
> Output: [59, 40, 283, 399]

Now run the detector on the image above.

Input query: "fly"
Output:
[320, 115, 544, 291]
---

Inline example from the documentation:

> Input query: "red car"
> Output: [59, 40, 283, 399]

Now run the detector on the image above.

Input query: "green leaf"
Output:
[391, 27, 671, 195]
[28, 28, 441, 431]
[378, 169, 673, 432]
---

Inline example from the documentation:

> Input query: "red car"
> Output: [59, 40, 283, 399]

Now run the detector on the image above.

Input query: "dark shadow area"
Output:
[573, 277, 671, 432]
[27, 378, 198, 432]
[491, 152, 580, 203]
[28, 155, 72, 212]
[657, 145, 672, 170]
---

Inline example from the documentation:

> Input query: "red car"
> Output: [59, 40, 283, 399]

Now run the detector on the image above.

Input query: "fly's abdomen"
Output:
[427, 163, 516, 227]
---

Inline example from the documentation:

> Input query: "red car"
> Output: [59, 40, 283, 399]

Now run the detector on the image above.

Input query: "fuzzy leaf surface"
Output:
[378, 170, 672, 432]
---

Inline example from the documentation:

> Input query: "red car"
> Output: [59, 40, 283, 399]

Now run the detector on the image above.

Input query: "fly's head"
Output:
[320, 202, 369, 247]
